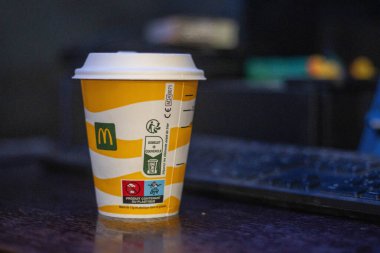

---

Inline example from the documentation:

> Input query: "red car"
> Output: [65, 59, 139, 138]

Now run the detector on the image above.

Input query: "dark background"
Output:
[1, 0, 380, 150]
[3, 2, 380, 252]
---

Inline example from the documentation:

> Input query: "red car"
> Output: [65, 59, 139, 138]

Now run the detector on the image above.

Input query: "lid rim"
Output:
[73, 52, 206, 81]
[73, 74, 206, 80]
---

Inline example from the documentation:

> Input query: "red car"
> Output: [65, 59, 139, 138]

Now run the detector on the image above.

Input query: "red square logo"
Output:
[122, 180, 144, 197]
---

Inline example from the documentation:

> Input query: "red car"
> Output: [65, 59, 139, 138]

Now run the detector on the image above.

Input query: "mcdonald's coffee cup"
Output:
[73, 52, 205, 218]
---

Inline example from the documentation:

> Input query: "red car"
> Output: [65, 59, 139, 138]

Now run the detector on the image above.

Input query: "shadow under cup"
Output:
[95, 215, 183, 253]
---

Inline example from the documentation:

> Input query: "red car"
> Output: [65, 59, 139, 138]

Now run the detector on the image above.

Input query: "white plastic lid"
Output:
[73, 52, 206, 80]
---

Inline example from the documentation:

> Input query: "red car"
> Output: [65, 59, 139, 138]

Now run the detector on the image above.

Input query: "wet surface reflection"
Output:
[1, 162, 380, 253]
[94, 215, 183, 253]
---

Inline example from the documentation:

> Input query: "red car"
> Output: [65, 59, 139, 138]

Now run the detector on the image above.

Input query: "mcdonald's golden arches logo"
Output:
[95, 122, 117, 150]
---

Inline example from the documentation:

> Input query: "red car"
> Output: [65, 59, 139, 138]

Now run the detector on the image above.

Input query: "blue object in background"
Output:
[360, 79, 380, 155]
[144, 180, 165, 196]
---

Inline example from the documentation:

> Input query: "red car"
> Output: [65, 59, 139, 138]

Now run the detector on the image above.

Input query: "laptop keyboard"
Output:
[186, 135, 380, 217]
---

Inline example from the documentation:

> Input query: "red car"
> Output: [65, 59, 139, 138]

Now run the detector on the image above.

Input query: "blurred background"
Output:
[2, 0, 380, 152]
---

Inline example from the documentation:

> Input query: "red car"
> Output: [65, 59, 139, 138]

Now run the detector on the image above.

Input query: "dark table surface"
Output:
[1, 158, 380, 253]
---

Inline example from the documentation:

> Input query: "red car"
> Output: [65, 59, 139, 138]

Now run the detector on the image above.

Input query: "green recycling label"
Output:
[143, 136, 163, 176]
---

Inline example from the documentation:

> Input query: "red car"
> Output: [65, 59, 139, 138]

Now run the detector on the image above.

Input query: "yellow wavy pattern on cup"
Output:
[86, 121, 192, 159]
[81, 80, 198, 113]
[169, 125, 192, 151]
[86, 122, 143, 159]
[81, 80, 165, 112]
[99, 196, 180, 215]
[93, 164, 186, 197]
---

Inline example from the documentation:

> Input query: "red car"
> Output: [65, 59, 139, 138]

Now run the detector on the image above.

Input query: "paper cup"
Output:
[73, 52, 205, 218]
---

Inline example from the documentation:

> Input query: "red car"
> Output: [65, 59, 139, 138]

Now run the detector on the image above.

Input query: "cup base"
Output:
[98, 210, 179, 219]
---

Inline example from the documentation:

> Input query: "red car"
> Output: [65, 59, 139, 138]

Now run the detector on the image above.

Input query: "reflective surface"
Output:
[95, 216, 183, 253]
[1, 160, 380, 253]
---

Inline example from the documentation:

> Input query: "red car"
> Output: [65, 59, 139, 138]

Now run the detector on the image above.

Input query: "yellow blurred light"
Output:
[350, 56, 376, 80]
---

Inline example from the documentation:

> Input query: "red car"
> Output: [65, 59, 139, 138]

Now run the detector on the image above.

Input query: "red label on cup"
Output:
[122, 180, 144, 197]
